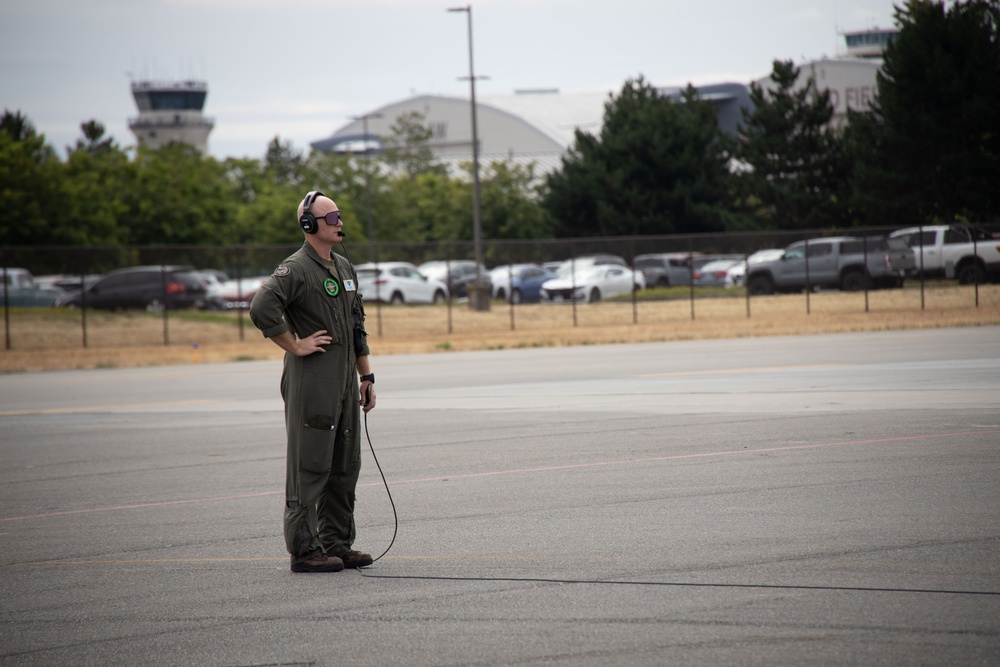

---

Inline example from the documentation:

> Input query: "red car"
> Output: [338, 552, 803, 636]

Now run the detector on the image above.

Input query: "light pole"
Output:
[350, 112, 384, 335]
[447, 4, 489, 311]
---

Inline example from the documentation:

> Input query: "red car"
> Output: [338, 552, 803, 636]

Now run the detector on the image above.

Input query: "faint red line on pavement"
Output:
[1, 491, 280, 522]
[3, 429, 997, 522]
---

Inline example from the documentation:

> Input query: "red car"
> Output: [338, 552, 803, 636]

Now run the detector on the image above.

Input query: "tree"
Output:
[542, 77, 735, 237]
[73, 120, 117, 156]
[733, 60, 848, 230]
[125, 144, 235, 245]
[849, 0, 1000, 226]
[263, 136, 305, 187]
[0, 110, 60, 244]
[59, 121, 133, 245]
[477, 160, 556, 241]
[380, 111, 447, 179]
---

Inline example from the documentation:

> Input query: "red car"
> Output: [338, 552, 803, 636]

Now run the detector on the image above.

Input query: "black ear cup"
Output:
[299, 190, 325, 234]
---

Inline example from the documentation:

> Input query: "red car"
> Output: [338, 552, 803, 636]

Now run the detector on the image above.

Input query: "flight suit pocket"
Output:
[299, 418, 336, 473]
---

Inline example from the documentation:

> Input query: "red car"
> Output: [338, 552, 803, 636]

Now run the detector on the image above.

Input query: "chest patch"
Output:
[323, 277, 341, 297]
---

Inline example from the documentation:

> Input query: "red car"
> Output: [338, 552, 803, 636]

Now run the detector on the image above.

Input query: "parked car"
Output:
[417, 260, 490, 298]
[188, 270, 230, 308]
[693, 258, 744, 287]
[212, 275, 268, 310]
[34, 273, 101, 294]
[489, 264, 558, 303]
[724, 249, 785, 288]
[0, 268, 63, 307]
[551, 254, 628, 276]
[55, 265, 211, 312]
[889, 224, 1000, 283]
[541, 264, 645, 303]
[746, 236, 912, 295]
[634, 252, 704, 287]
[356, 262, 448, 305]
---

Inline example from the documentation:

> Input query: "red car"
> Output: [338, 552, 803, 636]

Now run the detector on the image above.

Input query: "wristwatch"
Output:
[360, 373, 375, 384]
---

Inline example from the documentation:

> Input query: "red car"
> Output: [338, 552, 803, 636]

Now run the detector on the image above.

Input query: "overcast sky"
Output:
[1, 0, 897, 161]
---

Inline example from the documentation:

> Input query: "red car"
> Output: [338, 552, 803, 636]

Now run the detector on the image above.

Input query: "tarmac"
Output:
[1, 326, 998, 666]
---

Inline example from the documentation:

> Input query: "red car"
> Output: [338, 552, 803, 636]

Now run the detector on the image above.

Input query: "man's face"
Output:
[312, 198, 344, 244]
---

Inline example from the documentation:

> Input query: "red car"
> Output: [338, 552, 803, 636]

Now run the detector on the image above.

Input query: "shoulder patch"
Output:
[273, 264, 290, 277]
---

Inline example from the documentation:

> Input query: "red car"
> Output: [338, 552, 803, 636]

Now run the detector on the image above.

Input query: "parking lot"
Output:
[1, 327, 999, 666]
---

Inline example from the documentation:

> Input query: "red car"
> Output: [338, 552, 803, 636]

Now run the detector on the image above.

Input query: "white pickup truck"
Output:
[889, 224, 1000, 284]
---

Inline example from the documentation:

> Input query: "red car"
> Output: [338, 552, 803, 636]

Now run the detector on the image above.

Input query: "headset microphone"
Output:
[338, 230, 347, 238]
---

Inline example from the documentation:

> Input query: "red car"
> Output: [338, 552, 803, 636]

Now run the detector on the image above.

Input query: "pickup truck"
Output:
[746, 236, 913, 295]
[888, 224, 1000, 284]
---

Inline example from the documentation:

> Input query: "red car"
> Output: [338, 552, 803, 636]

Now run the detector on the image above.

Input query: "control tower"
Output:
[128, 80, 214, 154]
[841, 28, 898, 60]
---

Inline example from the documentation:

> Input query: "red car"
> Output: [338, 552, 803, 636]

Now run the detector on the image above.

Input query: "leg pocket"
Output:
[299, 419, 336, 473]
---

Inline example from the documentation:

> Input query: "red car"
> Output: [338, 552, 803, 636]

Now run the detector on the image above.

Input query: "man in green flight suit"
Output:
[250, 191, 377, 573]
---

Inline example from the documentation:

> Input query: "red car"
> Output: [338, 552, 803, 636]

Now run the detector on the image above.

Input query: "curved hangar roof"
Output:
[310, 91, 611, 174]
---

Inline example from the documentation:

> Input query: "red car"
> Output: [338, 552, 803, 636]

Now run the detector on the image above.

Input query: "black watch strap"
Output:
[360, 373, 375, 384]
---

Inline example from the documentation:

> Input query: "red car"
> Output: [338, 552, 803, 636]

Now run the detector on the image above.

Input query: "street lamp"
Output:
[350, 112, 384, 335]
[447, 4, 489, 311]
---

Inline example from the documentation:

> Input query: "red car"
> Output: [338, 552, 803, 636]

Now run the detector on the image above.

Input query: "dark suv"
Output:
[56, 265, 210, 312]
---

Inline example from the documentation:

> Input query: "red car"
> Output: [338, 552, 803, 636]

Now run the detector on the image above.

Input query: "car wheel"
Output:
[390, 291, 404, 305]
[957, 263, 985, 285]
[146, 298, 165, 313]
[748, 275, 774, 295]
[841, 271, 868, 292]
[510, 288, 522, 305]
[588, 287, 601, 303]
[432, 290, 446, 304]
[496, 288, 506, 301]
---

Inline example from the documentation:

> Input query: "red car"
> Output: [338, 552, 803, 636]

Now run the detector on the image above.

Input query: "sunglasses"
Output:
[316, 211, 342, 225]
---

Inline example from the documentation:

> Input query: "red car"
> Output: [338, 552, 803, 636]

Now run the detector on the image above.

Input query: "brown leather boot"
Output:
[290, 552, 344, 572]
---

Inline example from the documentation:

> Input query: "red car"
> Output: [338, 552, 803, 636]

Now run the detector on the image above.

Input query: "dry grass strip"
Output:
[2, 285, 997, 373]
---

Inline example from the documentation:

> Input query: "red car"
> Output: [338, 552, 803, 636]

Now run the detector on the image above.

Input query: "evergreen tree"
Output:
[542, 77, 734, 237]
[849, 0, 1000, 225]
[734, 60, 847, 230]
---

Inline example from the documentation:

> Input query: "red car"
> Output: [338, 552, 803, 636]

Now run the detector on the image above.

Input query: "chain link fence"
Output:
[3, 224, 999, 352]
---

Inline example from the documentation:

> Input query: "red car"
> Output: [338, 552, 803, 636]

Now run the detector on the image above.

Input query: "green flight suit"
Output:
[249, 242, 370, 564]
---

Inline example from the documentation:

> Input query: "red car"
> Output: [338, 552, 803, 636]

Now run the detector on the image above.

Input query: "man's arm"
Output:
[269, 330, 332, 357]
[356, 355, 376, 413]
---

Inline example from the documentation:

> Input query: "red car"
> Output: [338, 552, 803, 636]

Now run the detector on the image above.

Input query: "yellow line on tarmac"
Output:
[637, 364, 843, 378]
[0, 398, 221, 417]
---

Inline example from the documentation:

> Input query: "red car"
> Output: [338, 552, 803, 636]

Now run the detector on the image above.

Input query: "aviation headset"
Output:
[299, 190, 326, 234]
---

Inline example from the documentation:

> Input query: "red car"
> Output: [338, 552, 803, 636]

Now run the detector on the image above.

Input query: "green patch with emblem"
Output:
[323, 277, 341, 297]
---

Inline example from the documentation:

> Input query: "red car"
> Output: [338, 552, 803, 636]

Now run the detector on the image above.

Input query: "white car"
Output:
[355, 262, 448, 305]
[724, 249, 785, 288]
[540, 265, 645, 303]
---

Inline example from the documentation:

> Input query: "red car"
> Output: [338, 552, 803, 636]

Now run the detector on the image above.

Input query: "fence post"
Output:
[918, 225, 925, 311]
[805, 238, 811, 315]
[2, 258, 9, 351]
[507, 248, 515, 332]
[863, 232, 870, 313]
[235, 245, 245, 342]
[744, 249, 751, 319]
[688, 236, 695, 321]
[159, 251, 169, 346]
[630, 238, 638, 325]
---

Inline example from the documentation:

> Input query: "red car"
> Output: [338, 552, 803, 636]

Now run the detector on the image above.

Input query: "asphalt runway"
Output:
[1, 327, 999, 666]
